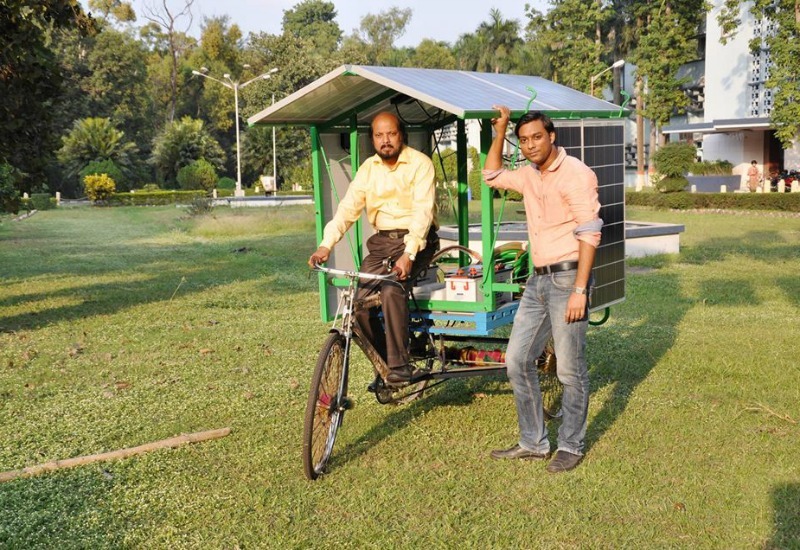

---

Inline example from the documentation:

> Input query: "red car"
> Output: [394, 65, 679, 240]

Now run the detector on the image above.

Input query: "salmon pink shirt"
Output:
[483, 147, 602, 268]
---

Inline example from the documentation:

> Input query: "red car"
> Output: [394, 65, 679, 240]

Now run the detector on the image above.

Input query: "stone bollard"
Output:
[764, 181, 771, 193]
[212, 189, 218, 199]
[720, 185, 727, 193]
[55, 191, 61, 204]
[792, 181, 799, 193]
[690, 185, 696, 193]
[23, 192, 29, 199]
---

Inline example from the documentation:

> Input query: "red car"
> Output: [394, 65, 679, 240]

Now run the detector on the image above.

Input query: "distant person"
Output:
[308, 112, 439, 386]
[747, 160, 761, 192]
[483, 106, 602, 474]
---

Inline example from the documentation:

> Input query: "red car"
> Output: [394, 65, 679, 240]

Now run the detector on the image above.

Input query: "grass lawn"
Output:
[1, 204, 799, 548]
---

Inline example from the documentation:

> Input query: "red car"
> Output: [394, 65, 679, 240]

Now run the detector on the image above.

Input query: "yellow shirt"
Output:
[320, 145, 436, 256]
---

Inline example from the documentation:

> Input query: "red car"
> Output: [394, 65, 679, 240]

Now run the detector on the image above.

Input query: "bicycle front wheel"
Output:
[302, 332, 348, 480]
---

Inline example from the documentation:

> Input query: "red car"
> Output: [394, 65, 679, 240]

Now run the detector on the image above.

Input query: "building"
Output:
[663, 0, 800, 185]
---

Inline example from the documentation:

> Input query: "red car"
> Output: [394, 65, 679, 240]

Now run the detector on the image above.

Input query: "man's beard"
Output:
[377, 145, 401, 161]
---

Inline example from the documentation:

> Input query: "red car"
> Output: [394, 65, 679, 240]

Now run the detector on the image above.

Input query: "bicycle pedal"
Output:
[340, 396, 355, 410]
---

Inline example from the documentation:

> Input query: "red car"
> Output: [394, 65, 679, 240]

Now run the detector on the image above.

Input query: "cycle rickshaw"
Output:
[248, 65, 628, 480]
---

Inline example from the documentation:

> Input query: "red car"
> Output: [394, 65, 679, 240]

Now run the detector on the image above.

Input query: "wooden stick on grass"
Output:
[0, 427, 231, 484]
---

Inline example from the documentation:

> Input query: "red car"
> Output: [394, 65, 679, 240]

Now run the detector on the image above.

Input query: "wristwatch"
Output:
[573, 286, 588, 295]
[407, 253, 416, 261]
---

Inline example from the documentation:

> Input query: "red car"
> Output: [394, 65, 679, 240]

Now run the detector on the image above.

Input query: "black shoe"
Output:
[385, 365, 413, 386]
[545, 450, 583, 473]
[367, 374, 381, 393]
[490, 444, 550, 461]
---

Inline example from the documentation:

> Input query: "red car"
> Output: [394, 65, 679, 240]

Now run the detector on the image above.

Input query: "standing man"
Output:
[308, 112, 439, 386]
[483, 107, 602, 473]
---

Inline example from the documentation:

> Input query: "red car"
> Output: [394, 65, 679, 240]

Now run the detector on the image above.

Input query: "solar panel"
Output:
[555, 121, 626, 310]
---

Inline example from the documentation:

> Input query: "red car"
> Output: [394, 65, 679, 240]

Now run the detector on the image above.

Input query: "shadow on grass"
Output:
[0, 232, 313, 333]
[0, 469, 127, 547]
[768, 483, 800, 549]
[681, 229, 800, 265]
[329, 270, 694, 469]
[585, 270, 692, 452]
[331, 375, 506, 469]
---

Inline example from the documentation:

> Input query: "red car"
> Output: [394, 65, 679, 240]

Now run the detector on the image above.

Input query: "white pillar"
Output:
[792, 181, 799, 193]
[55, 191, 61, 204]
[720, 185, 727, 193]
[690, 185, 697, 193]
[212, 189, 218, 199]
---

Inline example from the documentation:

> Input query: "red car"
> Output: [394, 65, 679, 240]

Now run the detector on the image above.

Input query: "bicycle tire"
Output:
[302, 332, 348, 480]
[536, 339, 563, 420]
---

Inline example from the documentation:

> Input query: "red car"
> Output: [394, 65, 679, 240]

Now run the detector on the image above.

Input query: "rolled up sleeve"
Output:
[563, 167, 602, 248]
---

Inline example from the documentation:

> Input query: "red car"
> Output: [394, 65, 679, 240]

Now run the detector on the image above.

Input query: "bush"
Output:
[151, 117, 225, 186]
[0, 162, 22, 214]
[176, 159, 217, 192]
[84, 174, 117, 202]
[691, 160, 733, 175]
[140, 183, 161, 192]
[652, 142, 696, 180]
[186, 197, 213, 216]
[30, 193, 55, 210]
[109, 190, 206, 206]
[654, 176, 689, 194]
[80, 160, 126, 191]
[626, 190, 800, 212]
[217, 177, 236, 190]
[468, 168, 482, 201]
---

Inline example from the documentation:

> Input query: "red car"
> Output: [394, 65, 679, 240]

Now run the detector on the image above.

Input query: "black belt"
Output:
[378, 229, 409, 239]
[533, 260, 578, 275]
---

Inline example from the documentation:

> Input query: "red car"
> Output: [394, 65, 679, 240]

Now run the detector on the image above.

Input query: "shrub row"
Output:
[109, 190, 206, 206]
[626, 190, 800, 212]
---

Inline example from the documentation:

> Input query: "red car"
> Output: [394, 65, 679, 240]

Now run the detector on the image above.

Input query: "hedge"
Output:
[109, 190, 206, 206]
[626, 190, 800, 212]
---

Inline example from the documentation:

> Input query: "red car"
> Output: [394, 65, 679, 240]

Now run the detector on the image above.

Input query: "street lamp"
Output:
[191, 66, 279, 197]
[590, 59, 625, 97]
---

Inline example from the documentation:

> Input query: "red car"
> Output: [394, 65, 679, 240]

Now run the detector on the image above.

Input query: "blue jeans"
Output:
[505, 270, 590, 456]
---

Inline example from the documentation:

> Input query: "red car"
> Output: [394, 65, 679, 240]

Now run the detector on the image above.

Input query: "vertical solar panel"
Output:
[555, 120, 626, 310]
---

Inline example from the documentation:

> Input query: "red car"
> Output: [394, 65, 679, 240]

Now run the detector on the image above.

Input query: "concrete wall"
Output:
[705, 1, 754, 121]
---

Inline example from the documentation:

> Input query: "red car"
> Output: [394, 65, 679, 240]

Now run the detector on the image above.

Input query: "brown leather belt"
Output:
[533, 260, 579, 275]
[378, 229, 409, 239]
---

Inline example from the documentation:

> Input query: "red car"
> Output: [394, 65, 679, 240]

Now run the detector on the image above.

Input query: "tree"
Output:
[282, 0, 342, 55]
[717, 0, 800, 147]
[141, 0, 196, 122]
[476, 8, 522, 74]
[151, 117, 225, 186]
[58, 117, 138, 195]
[87, 0, 136, 26]
[0, 0, 95, 192]
[533, 0, 608, 90]
[353, 7, 412, 65]
[404, 39, 456, 69]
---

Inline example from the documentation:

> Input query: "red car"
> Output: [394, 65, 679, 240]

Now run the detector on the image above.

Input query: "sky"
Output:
[91, 0, 551, 47]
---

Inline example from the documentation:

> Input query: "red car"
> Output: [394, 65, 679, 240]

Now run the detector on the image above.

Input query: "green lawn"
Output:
[1, 205, 799, 548]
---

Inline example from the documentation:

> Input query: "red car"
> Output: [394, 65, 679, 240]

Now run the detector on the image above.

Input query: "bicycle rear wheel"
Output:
[536, 339, 563, 420]
[302, 332, 348, 480]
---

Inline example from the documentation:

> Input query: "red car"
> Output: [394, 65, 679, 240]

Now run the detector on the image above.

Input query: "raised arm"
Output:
[484, 105, 511, 171]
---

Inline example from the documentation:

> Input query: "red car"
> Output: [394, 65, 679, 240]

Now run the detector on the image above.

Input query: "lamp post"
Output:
[590, 59, 625, 97]
[272, 92, 277, 190]
[191, 66, 278, 197]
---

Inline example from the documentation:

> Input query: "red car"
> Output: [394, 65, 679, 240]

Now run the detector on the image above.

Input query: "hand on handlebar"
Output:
[392, 253, 413, 281]
[308, 246, 330, 269]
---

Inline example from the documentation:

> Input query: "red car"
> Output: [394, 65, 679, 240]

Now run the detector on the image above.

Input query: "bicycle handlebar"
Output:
[313, 263, 398, 282]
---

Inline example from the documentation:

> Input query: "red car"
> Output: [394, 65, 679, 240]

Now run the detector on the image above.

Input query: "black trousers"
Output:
[354, 229, 439, 369]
